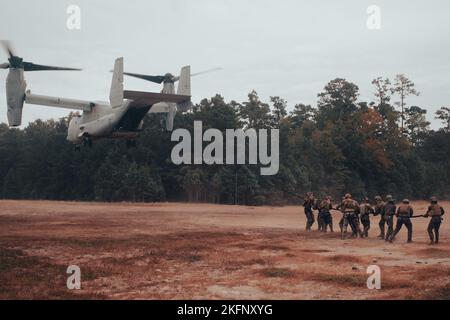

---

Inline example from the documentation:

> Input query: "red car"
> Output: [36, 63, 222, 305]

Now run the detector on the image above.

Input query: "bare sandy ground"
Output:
[0, 200, 449, 300]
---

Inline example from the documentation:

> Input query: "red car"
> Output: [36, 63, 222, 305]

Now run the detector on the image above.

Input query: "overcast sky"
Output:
[1, 0, 449, 128]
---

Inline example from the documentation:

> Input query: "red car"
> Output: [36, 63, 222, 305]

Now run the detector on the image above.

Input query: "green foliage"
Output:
[0, 79, 448, 204]
[436, 107, 450, 132]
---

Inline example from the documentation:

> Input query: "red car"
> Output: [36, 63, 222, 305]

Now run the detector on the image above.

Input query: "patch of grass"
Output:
[223, 258, 268, 271]
[234, 243, 255, 249]
[328, 255, 364, 263]
[261, 268, 296, 278]
[183, 254, 202, 263]
[257, 245, 290, 251]
[81, 264, 115, 281]
[172, 231, 241, 241]
[179, 244, 210, 252]
[246, 258, 267, 265]
[0, 247, 106, 299]
[415, 266, 450, 281]
[381, 278, 412, 290]
[415, 248, 450, 258]
[306, 272, 367, 287]
[423, 284, 450, 300]
[300, 249, 331, 253]
[304, 270, 412, 290]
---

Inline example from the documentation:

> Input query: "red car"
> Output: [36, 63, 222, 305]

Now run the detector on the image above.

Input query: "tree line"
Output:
[0, 75, 449, 205]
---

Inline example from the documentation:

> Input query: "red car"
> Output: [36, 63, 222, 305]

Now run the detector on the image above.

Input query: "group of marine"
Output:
[303, 193, 445, 245]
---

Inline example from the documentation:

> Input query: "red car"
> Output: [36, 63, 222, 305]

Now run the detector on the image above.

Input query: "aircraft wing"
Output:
[116, 102, 152, 131]
[124, 90, 190, 106]
[120, 91, 191, 132]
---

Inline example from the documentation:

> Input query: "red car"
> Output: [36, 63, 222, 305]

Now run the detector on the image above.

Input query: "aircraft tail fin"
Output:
[177, 66, 190, 96]
[176, 65, 192, 112]
[110, 57, 124, 108]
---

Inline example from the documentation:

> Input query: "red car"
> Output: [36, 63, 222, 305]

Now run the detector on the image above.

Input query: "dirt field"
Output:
[0, 200, 449, 300]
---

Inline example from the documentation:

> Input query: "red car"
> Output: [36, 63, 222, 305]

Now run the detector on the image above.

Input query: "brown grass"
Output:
[256, 244, 290, 251]
[414, 248, 450, 258]
[423, 284, 450, 300]
[1, 200, 449, 299]
[0, 248, 105, 299]
[302, 271, 412, 290]
[304, 272, 367, 287]
[224, 258, 269, 271]
[414, 266, 450, 281]
[261, 268, 296, 278]
[300, 249, 331, 253]
[327, 254, 364, 263]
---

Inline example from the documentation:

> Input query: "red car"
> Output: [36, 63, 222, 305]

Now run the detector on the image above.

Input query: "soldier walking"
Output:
[359, 197, 374, 238]
[424, 197, 445, 245]
[338, 194, 361, 239]
[319, 196, 334, 233]
[383, 195, 396, 242]
[374, 196, 386, 239]
[314, 197, 324, 231]
[338, 196, 345, 233]
[389, 199, 413, 243]
[303, 192, 316, 231]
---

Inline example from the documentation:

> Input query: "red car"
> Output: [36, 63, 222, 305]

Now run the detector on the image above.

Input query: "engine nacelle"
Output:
[6, 68, 26, 127]
[67, 115, 83, 143]
[82, 115, 114, 136]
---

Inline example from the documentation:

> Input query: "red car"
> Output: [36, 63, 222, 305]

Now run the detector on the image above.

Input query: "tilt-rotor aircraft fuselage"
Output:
[2, 42, 192, 147]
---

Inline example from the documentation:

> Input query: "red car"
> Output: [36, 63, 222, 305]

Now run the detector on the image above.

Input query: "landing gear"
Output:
[126, 139, 137, 148]
[82, 135, 92, 148]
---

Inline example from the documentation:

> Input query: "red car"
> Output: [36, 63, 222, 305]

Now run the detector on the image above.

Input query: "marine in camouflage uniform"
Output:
[303, 192, 316, 231]
[337, 196, 359, 236]
[389, 199, 413, 243]
[319, 196, 334, 233]
[338, 194, 361, 239]
[383, 195, 396, 242]
[314, 198, 324, 231]
[374, 196, 386, 239]
[425, 197, 445, 245]
[338, 196, 345, 233]
[359, 197, 374, 238]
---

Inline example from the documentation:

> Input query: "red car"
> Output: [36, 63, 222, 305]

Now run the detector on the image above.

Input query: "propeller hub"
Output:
[8, 56, 23, 69]
[164, 73, 175, 83]
[1, 41, 81, 71]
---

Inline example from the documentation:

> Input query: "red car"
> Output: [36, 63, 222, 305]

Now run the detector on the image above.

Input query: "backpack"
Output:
[397, 205, 411, 217]
[429, 204, 442, 217]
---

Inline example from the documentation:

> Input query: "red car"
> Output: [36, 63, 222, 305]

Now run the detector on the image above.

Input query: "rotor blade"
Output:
[173, 67, 223, 82]
[123, 72, 166, 84]
[22, 61, 81, 72]
[191, 67, 223, 77]
[0, 62, 9, 69]
[0, 40, 15, 58]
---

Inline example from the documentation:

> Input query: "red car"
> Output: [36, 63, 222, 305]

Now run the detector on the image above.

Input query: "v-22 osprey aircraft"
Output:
[1, 41, 192, 148]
